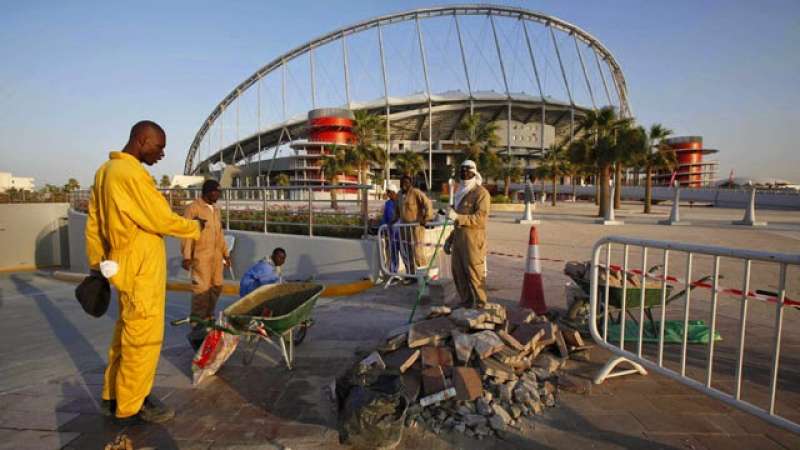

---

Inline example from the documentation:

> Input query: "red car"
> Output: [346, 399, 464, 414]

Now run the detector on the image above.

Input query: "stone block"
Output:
[510, 323, 545, 350]
[561, 326, 585, 348]
[451, 329, 475, 363]
[378, 333, 408, 353]
[422, 366, 446, 395]
[384, 348, 420, 373]
[491, 403, 513, 425]
[453, 367, 482, 401]
[473, 331, 505, 359]
[507, 308, 535, 327]
[498, 330, 525, 352]
[421, 346, 454, 369]
[492, 346, 522, 366]
[554, 330, 569, 358]
[408, 316, 457, 348]
[532, 353, 562, 376]
[401, 368, 422, 401]
[480, 358, 516, 382]
[450, 308, 490, 328]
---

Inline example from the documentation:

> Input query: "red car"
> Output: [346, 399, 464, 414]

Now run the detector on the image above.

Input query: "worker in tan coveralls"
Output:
[445, 160, 491, 308]
[181, 179, 231, 321]
[396, 174, 433, 280]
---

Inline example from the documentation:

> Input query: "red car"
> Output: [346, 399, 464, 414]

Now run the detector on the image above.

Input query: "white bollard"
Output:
[659, 185, 690, 226]
[733, 184, 767, 226]
[596, 179, 624, 225]
[517, 181, 540, 224]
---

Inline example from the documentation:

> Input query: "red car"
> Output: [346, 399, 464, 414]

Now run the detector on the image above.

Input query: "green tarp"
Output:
[606, 320, 722, 344]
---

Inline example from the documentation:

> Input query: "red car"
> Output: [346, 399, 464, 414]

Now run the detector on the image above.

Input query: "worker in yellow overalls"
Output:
[86, 121, 201, 425]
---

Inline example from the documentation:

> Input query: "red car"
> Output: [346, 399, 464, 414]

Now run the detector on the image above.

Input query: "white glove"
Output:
[446, 208, 458, 222]
[99, 260, 119, 278]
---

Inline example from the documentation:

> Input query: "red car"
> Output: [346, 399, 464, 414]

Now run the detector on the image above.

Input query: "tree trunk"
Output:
[551, 176, 557, 206]
[540, 178, 546, 204]
[594, 169, 601, 206]
[599, 164, 611, 217]
[614, 163, 622, 209]
[504, 175, 511, 198]
[644, 167, 653, 214]
[571, 175, 577, 201]
[331, 179, 339, 209]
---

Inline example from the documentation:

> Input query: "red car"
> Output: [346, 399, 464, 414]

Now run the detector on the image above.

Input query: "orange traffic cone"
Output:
[520, 225, 547, 314]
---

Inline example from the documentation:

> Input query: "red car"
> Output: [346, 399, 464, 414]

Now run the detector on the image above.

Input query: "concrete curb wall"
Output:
[68, 210, 379, 283]
[0, 203, 69, 270]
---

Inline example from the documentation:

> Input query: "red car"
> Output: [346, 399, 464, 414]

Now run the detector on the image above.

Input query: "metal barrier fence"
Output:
[70, 185, 378, 238]
[589, 236, 800, 434]
[377, 221, 453, 286]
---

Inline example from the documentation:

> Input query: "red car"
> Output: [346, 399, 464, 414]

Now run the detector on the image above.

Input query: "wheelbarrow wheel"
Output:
[293, 322, 310, 346]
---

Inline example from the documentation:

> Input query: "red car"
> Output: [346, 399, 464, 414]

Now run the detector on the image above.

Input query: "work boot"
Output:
[112, 396, 175, 426]
[100, 399, 116, 416]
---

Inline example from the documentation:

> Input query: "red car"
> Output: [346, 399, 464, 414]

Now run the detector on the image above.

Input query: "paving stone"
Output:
[449, 308, 489, 329]
[554, 330, 570, 358]
[479, 358, 516, 382]
[421, 366, 446, 395]
[452, 367, 482, 401]
[510, 323, 545, 350]
[631, 410, 724, 434]
[383, 347, 420, 373]
[561, 326, 585, 348]
[532, 352, 562, 375]
[473, 331, 505, 359]
[451, 329, 475, 363]
[0, 429, 79, 450]
[408, 317, 457, 348]
[492, 346, 522, 365]
[693, 435, 786, 450]
[498, 330, 525, 351]
[420, 346, 453, 370]
[0, 409, 80, 431]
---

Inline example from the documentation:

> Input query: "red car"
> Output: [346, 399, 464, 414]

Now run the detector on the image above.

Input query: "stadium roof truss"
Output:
[185, 4, 632, 184]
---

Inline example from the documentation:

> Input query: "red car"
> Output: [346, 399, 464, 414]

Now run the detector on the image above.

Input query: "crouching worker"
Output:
[239, 248, 287, 297]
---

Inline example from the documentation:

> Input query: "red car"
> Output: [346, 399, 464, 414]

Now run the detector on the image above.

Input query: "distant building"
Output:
[169, 175, 206, 188]
[0, 172, 35, 192]
[654, 136, 719, 188]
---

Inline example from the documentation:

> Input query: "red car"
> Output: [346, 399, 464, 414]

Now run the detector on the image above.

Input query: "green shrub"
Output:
[491, 194, 512, 204]
[439, 194, 449, 203]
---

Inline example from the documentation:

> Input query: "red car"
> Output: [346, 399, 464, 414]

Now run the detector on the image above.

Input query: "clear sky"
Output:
[1, 0, 798, 187]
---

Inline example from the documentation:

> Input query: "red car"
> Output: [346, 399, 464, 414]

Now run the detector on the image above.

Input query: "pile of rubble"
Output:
[356, 303, 591, 440]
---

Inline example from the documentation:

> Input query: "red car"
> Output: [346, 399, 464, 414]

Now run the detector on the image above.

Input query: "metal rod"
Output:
[603, 243, 611, 342]
[574, 34, 597, 109]
[705, 256, 721, 387]
[735, 259, 751, 399]
[257, 78, 262, 186]
[378, 25, 391, 185]
[768, 264, 787, 415]
[522, 19, 547, 156]
[638, 247, 648, 357]
[263, 190, 268, 234]
[308, 187, 313, 236]
[225, 190, 230, 230]
[454, 14, 473, 102]
[416, 15, 433, 190]
[593, 49, 613, 106]
[281, 60, 287, 121]
[342, 33, 351, 107]
[549, 24, 574, 105]
[490, 14, 510, 97]
[309, 47, 317, 108]
[658, 249, 670, 367]
[680, 252, 693, 376]
[620, 245, 629, 350]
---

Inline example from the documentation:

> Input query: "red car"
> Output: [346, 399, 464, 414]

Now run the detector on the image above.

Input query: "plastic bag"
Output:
[337, 367, 407, 450]
[191, 317, 240, 386]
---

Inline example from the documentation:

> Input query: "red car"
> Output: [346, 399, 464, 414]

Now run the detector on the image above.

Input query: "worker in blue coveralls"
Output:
[239, 248, 287, 297]
[380, 182, 401, 273]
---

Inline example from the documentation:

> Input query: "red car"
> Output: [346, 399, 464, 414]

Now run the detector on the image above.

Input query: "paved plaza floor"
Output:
[1, 202, 799, 449]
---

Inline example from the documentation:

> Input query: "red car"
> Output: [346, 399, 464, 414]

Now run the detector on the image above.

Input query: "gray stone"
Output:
[510, 405, 522, 419]
[488, 414, 506, 431]
[454, 422, 466, 433]
[532, 353, 562, 375]
[476, 398, 492, 416]
[463, 414, 487, 428]
[499, 381, 514, 403]
[491, 403, 512, 425]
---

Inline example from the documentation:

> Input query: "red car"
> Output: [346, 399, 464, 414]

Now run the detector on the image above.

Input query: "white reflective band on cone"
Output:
[526, 245, 541, 274]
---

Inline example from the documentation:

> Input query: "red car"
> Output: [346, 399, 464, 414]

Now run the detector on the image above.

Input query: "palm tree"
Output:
[274, 173, 290, 186]
[540, 142, 570, 206]
[493, 155, 522, 198]
[351, 111, 387, 185]
[458, 113, 499, 171]
[570, 106, 633, 217]
[320, 145, 353, 209]
[393, 150, 426, 179]
[158, 175, 171, 189]
[637, 124, 676, 213]
[63, 178, 81, 192]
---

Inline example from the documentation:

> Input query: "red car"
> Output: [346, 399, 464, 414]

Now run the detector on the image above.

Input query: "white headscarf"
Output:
[454, 160, 483, 208]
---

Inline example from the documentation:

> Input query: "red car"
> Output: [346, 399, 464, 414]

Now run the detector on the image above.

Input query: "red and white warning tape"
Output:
[600, 263, 800, 308]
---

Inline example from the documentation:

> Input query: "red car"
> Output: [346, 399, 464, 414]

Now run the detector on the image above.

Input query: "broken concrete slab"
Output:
[480, 358, 516, 382]
[498, 330, 525, 352]
[451, 329, 475, 363]
[453, 367, 482, 401]
[532, 353, 562, 375]
[473, 331, 505, 359]
[450, 308, 490, 329]
[510, 323, 545, 350]
[421, 346, 454, 370]
[561, 326, 585, 348]
[419, 387, 456, 407]
[408, 316, 458, 348]
[384, 347, 420, 373]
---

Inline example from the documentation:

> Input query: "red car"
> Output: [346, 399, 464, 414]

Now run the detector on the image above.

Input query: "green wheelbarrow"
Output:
[173, 282, 324, 370]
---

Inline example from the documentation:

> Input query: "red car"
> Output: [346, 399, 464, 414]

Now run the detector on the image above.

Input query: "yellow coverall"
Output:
[181, 198, 229, 319]
[86, 151, 200, 419]
[448, 185, 490, 307]
[396, 187, 433, 271]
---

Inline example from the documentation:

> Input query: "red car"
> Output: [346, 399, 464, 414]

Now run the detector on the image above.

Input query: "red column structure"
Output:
[289, 108, 357, 188]
[656, 136, 719, 188]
